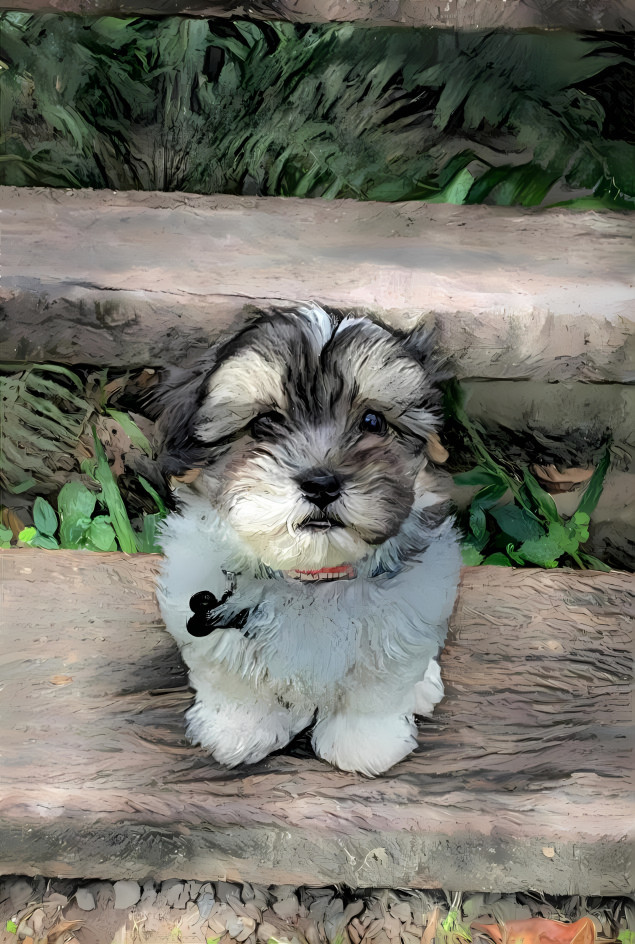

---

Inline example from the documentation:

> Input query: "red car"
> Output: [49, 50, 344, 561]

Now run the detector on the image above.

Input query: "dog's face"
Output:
[159, 306, 444, 571]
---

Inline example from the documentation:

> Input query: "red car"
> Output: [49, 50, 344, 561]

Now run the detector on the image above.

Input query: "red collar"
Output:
[287, 564, 356, 582]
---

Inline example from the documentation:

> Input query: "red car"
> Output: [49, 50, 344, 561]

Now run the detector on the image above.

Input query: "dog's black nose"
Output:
[299, 471, 341, 510]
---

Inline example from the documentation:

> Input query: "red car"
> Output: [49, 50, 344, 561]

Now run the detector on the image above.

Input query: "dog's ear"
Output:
[401, 322, 453, 389]
[426, 432, 450, 464]
[143, 356, 218, 482]
[400, 323, 436, 363]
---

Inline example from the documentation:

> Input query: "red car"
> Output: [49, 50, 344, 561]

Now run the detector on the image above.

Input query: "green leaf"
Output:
[468, 482, 509, 539]
[578, 553, 611, 572]
[566, 511, 590, 545]
[617, 931, 634, 944]
[453, 467, 505, 488]
[545, 521, 579, 555]
[469, 505, 488, 542]
[138, 474, 167, 517]
[506, 543, 525, 566]
[517, 534, 564, 567]
[134, 513, 163, 553]
[6, 919, 17, 933]
[0, 525, 13, 547]
[58, 481, 98, 519]
[30, 532, 60, 550]
[482, 552, 513, 566]
[491, 504, 544, 542]
[442, 910, 459, 933]
[60, 515, 93, 549]
[575, 446, 610, 518]
[87, 515, 117, 551]
[58, 482, 98, 548]
[7, 477, 37, 494]
[92, 429, 138, 553]
[18, 526, 37, 544]
[427, 166, 475, 205]
[106, 409, 153, 456]
[522, 469, 560, 523]
[461, 545, 484, 566]
[33, 495, 58, 536]
[599, 140, 635, 197]
[471, 483, 509, 511]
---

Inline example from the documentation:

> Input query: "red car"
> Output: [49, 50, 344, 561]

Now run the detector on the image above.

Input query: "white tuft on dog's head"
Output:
[153, 305, 449, 572]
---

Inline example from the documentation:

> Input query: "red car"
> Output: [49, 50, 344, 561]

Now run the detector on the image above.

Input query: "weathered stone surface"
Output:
[74, 888, 96, 911]
[0, 549, 632, 893]
[1, 188, 633, 382]
[113, 880, 141, 909]
[0, 0, 632, 30]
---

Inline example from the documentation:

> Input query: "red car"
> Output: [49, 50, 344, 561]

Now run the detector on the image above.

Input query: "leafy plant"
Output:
[1, 14, 633, 206]
[447, 384, 611, 570]
[17, 429, 167, 553]
[1, 360, 166, 552]
[0, 363, 92, 497]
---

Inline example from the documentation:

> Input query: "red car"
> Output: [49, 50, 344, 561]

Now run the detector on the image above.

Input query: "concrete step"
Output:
[1, 0, 633, 29]
[1, 187, 633, 382]
[0, 549, 632, 893]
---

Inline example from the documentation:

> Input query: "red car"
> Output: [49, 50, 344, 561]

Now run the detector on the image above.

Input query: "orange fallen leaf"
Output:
[421, 907, 441, 944]
[45, 918, 83, 944]
[472, 917, 595, 944]
[50, 676, 73, 686]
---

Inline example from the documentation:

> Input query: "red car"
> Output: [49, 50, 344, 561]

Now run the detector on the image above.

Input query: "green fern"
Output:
[1, 15, 632, 205]
[0, 364, 92, 496]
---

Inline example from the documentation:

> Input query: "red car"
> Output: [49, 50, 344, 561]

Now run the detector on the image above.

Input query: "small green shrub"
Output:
[447, 384, 611, 570]
[16, 429, 166, 553]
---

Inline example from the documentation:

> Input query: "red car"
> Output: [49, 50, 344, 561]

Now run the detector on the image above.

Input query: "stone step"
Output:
[1, 0, 633, 29]
[0, 549, 632, 893]
[1, 187, 633, 382]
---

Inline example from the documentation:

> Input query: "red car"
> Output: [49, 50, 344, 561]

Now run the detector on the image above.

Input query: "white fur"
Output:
[158, 491, 461, 776]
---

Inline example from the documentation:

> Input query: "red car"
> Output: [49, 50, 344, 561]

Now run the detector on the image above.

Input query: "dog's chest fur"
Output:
[158, 491, 461, 704]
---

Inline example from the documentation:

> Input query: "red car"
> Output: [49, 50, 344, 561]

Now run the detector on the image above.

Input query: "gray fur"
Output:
[156, 304, 462, 776]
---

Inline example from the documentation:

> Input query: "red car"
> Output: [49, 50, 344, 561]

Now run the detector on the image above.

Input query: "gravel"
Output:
[0, 875, 632, 944]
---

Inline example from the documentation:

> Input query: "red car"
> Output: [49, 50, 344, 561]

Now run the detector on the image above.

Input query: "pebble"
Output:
[140, 881, 157, 905]
[271, 885, 297, 901]
[9, 879, 33, 910]
[273, 895, 300, 919]
[165, 882, 189, 909]
[187, 881, 201, 900]
[113, 880, 141, 910]
[241, 882, 255, 901]
[197, 892, 216, 921]
[88, 882, 115, 908]
[75, 888, 96, 911]
[216, 881, 242, 901]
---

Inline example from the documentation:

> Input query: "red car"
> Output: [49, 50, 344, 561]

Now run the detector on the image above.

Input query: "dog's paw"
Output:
[186, 695, 312, 766]
[187, 590, 250, 637]
[414, 658, 444, 716]
[312, 710, 417, 777]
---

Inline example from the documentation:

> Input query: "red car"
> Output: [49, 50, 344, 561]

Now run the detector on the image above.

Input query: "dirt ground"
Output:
[1, 876, 632, 944]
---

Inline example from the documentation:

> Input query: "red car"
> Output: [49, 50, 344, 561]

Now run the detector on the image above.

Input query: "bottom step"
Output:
[0, 550, 632, 893]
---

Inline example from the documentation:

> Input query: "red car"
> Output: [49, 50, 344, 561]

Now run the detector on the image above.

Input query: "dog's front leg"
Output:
[311, 679, 422, 777]
[185, 625, 314, 767]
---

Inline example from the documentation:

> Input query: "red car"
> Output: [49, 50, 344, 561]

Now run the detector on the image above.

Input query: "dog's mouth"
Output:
[298, 516, 344, 532]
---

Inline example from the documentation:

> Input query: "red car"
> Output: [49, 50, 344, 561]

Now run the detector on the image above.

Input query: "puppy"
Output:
[155, 304, 461, 776]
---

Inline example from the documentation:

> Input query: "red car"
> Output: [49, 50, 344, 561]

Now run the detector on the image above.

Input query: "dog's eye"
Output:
[360, 411, 387, 435]
[251, 411, 285, 438]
